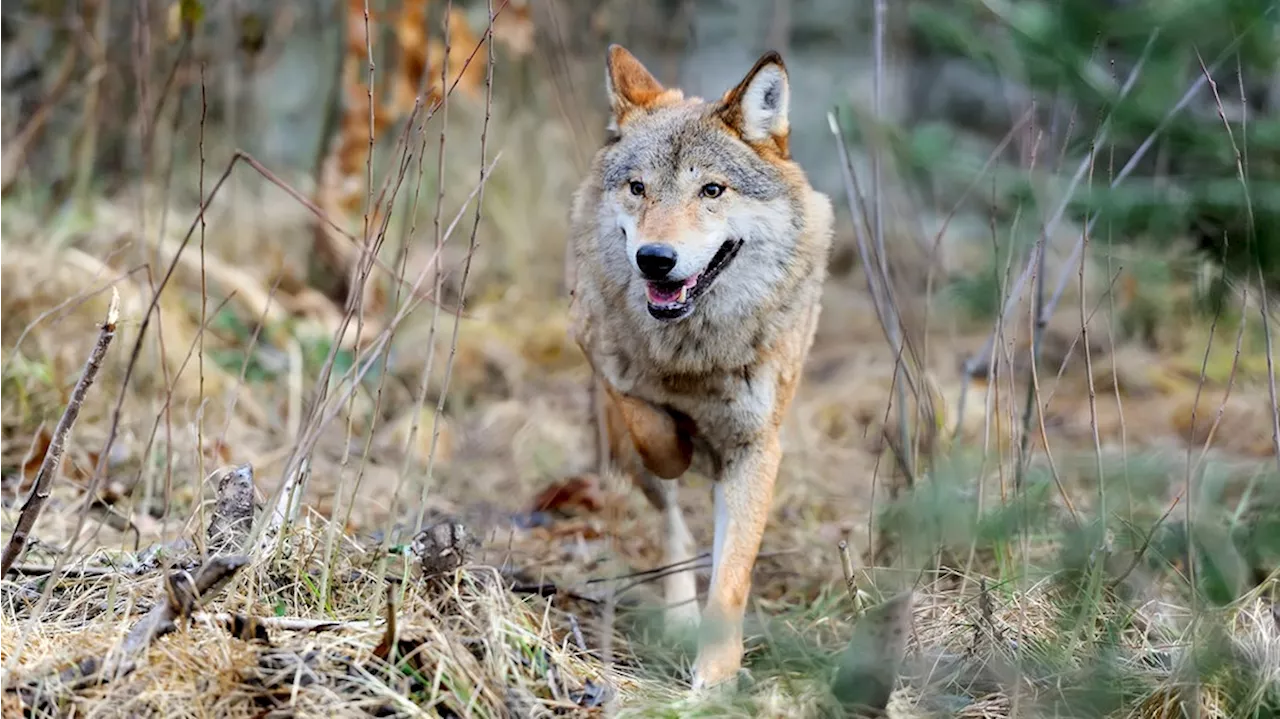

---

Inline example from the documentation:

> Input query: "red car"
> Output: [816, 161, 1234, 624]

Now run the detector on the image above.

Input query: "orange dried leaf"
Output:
[19, 427, 53, 491]
[530, 475, 606, 516]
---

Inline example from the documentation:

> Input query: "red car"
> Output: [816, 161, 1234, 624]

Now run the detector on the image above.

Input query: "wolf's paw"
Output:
[690, 640, 743, 692]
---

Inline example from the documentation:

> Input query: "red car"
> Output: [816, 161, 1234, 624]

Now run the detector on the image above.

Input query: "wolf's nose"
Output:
[635, 244, 678, 279]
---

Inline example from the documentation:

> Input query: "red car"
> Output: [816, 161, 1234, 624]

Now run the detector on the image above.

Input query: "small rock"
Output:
[411, 518, 478, 576]
[207, 464, 256, 553]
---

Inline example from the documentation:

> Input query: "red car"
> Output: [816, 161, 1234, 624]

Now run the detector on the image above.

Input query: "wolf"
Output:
[566, 44, 834, 690]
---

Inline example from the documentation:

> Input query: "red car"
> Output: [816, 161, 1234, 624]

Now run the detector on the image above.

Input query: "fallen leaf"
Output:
[530, 474, 605, 516]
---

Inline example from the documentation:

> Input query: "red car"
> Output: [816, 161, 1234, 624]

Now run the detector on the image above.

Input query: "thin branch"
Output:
[199, 612, 377, 633]
[415, 0, 497, 533]
[398, 0, 459, 541]
[1, 289, 121, 576]
[1014, 127, 1046, 491]
[1195, 50, 1280, 472]
[870, 0, 915, 480]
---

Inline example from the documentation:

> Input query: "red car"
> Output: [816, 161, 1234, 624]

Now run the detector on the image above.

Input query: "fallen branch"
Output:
[1, 289, 121, 577]
[198, 612, 377, 634]
[102, 555, 250, 680]
[3, 564, 115, 578]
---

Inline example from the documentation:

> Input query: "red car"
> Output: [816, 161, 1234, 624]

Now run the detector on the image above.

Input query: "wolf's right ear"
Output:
[605, 44, 670, 131]
[717, 51, 791, 154]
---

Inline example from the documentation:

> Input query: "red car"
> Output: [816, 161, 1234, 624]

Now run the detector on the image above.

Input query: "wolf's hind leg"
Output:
[636, 472, 701, 634]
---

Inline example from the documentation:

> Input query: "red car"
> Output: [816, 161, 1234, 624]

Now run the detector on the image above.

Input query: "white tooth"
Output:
[676, 286, 687, 303]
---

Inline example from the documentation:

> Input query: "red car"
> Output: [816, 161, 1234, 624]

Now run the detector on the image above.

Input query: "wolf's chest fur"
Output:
[575, 273, 817, 453]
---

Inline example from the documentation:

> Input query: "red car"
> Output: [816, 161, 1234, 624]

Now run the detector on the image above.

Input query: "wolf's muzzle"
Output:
[643, 238, 743, 322]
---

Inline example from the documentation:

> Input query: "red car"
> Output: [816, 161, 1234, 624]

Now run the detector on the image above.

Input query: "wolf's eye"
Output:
[629, 180, 646, 197]
[700, 183, 725, 199]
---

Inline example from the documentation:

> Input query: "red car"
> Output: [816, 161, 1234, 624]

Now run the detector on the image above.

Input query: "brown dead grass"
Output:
[1, 521, 643, 717]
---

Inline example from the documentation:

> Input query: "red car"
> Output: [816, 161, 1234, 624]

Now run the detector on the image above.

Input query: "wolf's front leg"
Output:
[691, 431, 781, 691]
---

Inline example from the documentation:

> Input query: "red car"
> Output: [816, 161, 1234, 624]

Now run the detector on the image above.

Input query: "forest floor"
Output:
[2, 134, 1278, 717]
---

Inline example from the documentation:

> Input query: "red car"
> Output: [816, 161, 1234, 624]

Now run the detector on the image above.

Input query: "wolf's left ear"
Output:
[717, 51, 790, 152]
[605, 44, 670, 129]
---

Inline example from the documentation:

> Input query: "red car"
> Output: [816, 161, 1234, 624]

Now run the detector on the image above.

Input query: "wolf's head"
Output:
[591, 45, 817, 324]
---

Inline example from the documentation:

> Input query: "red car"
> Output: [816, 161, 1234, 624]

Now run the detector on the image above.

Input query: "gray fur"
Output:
[601, 105, 788, 202]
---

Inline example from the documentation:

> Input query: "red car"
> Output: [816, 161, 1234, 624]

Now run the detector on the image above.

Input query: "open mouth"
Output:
[644, 239, 743, 321]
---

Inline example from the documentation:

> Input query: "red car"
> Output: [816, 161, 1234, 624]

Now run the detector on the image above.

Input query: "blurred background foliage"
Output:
[901, 0, 1280, 296]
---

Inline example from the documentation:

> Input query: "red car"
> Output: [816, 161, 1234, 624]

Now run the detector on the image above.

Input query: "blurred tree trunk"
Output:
[239, 1, 345, 184]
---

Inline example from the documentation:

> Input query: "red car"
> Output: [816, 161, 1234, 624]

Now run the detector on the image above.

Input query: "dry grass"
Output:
[1, 517, 641, 718]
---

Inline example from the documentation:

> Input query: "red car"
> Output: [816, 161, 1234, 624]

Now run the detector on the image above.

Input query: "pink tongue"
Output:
[646, 275, 698, 304]
[647, 285, 682, 303]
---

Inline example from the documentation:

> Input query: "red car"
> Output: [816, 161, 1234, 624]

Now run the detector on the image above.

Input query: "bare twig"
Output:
[1013, 127, 1046, 492]
[839, 539, 863, 616]
[951, 35, 1255, 441]
[4, 564, 115, 578]
[1192, 51, 1274, 621]
[1037, 27, 1268, 328]
[828, 113, 928, 519]
[396, 0, 459, 544]
[963, 31, 1159, 377]
[1077, 129, 1107, 523]
[238, 151, 462, 316]
[1196, 50, 1280, 472]
[1025, 314, 1080, 525]
[1108, 489, 1186, 590]
[265, 173, 500, 543]
[870, 0, 911, 478]
[1, 289, 121, 576]
[195, 64, 211, 558]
